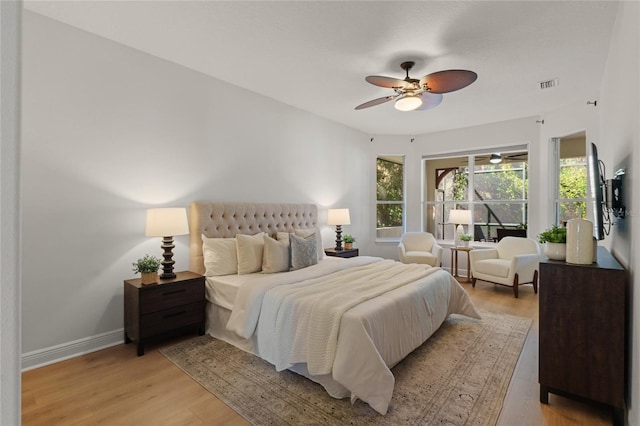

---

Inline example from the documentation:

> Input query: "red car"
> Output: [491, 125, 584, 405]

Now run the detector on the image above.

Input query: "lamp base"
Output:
[455, 224, 465, 246]
[160, 236, 176, 279]
[334, 225, 343, 251]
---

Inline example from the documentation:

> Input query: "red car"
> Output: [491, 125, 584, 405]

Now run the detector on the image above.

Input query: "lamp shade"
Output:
[327, 208, 351, 225]
[145, 208, 189, 237]
[448, 209, 472, 225]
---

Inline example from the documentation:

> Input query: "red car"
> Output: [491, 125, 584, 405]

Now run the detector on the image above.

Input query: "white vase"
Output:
[459, 240, 469, 247]
[566, 218, 594, 265]
[545, 242, 567, 261]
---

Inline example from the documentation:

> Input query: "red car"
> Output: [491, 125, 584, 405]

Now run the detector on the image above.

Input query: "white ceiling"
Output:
[24, 1, 620, 136]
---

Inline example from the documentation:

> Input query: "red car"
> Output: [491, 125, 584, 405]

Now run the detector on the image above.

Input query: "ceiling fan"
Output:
[476, 152, 529, 164]
[355, 61, 477, 112]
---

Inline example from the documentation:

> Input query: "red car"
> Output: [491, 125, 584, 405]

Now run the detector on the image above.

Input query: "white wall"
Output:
[21, 11, 369, 367]
[598, 2, 639, 424]
[1, 1, 22, 422]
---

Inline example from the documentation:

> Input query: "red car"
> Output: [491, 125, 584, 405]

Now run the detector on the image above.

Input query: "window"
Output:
[554, 133, 587, 224]
[376, 156, 404, 239]
[423, 147, 528, 242]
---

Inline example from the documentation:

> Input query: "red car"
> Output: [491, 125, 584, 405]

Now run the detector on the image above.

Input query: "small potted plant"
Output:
[132, 254, 162, 285]
[538, 225, 567, 260]
[459, 233, 473, 247]
[342, 234, 356, 250]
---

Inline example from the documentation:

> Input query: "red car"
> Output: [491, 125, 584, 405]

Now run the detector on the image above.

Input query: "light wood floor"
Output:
[22, 280, 613, 425]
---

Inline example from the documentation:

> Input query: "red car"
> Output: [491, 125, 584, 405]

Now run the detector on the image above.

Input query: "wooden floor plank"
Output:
[22, 278, 612, 425]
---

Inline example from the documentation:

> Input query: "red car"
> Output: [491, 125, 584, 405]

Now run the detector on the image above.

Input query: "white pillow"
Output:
[202, 235, 237, 276]
[294, 227, 323, 261]
[290, 233, 318, 271]
[262, 234, 290, 274]
[236, 232, 266, 274]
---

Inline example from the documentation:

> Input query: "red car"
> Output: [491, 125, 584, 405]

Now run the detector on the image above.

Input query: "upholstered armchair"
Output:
[397, 232, 443, 267]
[469, 236, 541, 298]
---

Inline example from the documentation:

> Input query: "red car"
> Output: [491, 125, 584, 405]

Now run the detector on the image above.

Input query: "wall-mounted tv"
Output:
[587, 142, 605, 240]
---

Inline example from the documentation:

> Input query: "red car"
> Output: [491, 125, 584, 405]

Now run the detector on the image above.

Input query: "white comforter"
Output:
[226, 256, 480, 415]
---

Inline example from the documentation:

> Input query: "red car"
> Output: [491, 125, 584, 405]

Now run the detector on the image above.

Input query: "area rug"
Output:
[161, 310, 531, 425]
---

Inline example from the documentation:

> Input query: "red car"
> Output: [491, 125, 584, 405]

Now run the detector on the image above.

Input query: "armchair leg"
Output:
[533, 270, 538, 294]
[471, 277, 476, 288]
[513, 273, 519, 298]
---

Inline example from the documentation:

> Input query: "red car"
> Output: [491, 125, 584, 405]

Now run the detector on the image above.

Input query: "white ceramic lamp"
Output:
[448, 209, 472, 245]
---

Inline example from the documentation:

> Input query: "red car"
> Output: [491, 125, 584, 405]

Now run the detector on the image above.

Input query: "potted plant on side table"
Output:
[538, 225, 567, 260]
[459, 234, 473, 247]
[342, 234, 356, 250]
[132, 254, 162, 285]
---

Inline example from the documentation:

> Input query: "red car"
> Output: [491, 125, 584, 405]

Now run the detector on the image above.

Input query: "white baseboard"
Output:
[21, 329, 124, 372]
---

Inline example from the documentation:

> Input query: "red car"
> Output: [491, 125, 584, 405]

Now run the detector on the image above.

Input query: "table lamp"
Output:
[448, 209, 472, 245]
[327, 208, 351, 251]
[145, 207, 189, 279]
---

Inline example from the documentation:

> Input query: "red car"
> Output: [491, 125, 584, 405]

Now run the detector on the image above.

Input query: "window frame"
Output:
[553, 134, 588, 225]
[376, 155, 405, 242]
[422, 144, 529, 242]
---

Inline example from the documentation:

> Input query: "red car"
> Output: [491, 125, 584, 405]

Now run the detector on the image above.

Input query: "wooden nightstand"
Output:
[124, 271, 205, 356]
[324, 248, 359, 258]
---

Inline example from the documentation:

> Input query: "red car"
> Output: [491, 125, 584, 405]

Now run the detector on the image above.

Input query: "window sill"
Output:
[437, 239, 497, 249]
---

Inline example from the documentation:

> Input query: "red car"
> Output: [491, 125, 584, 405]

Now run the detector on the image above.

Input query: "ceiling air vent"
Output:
[539, 78, 559, 90]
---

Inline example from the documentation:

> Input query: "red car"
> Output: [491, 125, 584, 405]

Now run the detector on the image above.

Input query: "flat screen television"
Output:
[587, 142, 605, 240]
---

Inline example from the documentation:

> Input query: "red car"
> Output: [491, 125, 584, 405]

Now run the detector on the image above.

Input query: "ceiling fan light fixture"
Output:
[490, 153, 502, 164]
[394, 95, 422, 112]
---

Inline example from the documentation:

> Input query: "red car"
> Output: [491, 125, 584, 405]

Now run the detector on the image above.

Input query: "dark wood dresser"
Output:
[124, 271, 205, 356]
[539, 246, 626, 425]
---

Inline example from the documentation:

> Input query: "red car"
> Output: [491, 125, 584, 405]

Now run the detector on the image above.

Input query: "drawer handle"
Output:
[163, 310, 186, 319]
[162, 288, 187, 296]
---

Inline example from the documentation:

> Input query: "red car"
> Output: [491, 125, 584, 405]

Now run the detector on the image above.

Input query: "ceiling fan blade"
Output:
[355, 95, 397, 110]
[413, 92, 443, 111]
[365, 75, 412, 89]
[420, 70, 477, 94]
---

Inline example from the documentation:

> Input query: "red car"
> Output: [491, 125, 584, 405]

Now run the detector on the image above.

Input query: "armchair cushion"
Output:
[404, 251, 438, 265]
[474, 258, 510, 278]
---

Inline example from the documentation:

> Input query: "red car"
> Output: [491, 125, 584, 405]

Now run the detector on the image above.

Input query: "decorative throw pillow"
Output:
[262, 234, 290, 274]
[202, 235, 237, 276]
[290, 233, 318, 271]
[236, 232, 266, 274]
[294, 227, 324, 261]
[276, 232, 290, 242]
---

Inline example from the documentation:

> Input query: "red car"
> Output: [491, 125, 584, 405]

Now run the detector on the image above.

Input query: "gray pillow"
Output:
[290, 233, 318, 271]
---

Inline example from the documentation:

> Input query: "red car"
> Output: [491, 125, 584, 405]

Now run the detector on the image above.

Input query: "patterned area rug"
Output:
[161, 310, 531, 425]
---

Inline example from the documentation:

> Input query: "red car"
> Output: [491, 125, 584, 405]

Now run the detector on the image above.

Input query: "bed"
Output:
[189, 201, 480, 415]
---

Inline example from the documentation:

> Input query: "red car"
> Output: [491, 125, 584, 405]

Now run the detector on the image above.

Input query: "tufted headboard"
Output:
[189, 201, 318, 275]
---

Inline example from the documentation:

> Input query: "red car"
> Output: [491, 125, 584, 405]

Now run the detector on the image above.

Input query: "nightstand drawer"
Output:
[140, 281, 204, 314]
[139, 301, 205, 338]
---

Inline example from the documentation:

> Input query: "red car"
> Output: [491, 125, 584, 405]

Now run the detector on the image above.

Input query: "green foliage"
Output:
[538, 225, 567, 244]
[453, 170, 468, 201]
[460, 234, 473, 241]
[377, 158, 404, 228]
[559, 159, 587, 219]
[342, 234, 355, 243]
[132, 254, 161, 274]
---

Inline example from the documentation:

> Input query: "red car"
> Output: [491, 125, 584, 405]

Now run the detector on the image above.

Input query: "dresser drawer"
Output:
[140, 281, 204, 314]
[139, 301, 205, 338]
